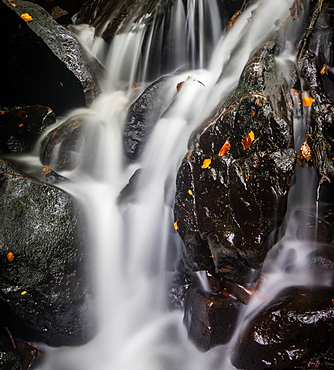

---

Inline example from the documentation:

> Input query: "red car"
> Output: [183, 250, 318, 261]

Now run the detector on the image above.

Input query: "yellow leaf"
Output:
[201, 158, 211, 169]
[188, 189, 193, 195]
[303, 96, 314, 107]
[20, 13, 33, 21]
[173, 220, 179, 230]
[21, 291, 27, 295]
[320, 66, 327, 75]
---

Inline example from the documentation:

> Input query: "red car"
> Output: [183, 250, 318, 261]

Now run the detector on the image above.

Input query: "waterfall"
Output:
[37, 0, 312, 369]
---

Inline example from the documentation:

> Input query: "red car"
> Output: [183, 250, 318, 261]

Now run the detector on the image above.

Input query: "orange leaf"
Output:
[218, 140, 230, 156]
[242, 131, 255, 150]
[6, 252, 14, 262]
[320, 66, 327, 75]
[298, 140, 312, 161]
[20, 13, 33, 21]
[303, 96, 314, 107]
[201, 158, 211, 169]
[173, 220, 179, 230]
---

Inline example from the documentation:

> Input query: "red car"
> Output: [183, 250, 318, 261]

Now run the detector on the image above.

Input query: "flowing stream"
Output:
[36, 0, 324, 369]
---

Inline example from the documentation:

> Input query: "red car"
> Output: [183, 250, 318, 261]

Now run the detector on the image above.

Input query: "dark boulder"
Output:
[0, 159, 94, 346]
[183, 285, 240, 351]
[231, 286, 334, 369]
[0, 0, 100, 116]
[124, 77, 177, 161]
[174, 37, 296, 284]
[0, 105, 55, 153]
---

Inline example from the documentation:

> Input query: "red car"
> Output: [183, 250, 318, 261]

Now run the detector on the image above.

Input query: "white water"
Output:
[37, 0, 319, 369]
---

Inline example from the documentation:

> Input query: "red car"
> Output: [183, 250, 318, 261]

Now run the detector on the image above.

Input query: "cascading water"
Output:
[34, 0, 329, 369]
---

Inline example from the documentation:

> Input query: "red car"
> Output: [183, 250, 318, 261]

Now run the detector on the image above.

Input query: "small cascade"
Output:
[35, 0, 334, 369]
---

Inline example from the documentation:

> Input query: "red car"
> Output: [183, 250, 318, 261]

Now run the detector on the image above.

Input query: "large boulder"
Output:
[0, 159, 94, 346]
[174, 36, 296, 285]
[183, 285, 240, 351]
[231, 286, 334, 369]
[0, 0, 101, 116]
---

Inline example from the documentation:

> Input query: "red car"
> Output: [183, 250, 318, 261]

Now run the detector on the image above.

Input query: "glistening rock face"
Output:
[0, 159, 94, 346]
[174, 38, 296, 284]
[231, 286, 334, 369]
[0, 0, 101, 115]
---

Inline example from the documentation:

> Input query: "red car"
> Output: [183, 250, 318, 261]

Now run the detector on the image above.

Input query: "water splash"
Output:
[39, 1, 301, 369]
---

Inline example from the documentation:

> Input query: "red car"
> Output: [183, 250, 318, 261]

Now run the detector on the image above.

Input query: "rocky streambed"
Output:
[0, 0, 333, 369]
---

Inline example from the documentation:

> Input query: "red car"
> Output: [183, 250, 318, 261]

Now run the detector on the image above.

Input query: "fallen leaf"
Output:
[18, 124, 24, 128]
[20, 13, 33, 22]
[188, 189, 193, 196]
[298, 140, 312, 162]
[21, 291, 27, 295]
[303, 96, 314, 107]
[173, 220, 179, 230]
[320, 66, 327, 75]
[41, 166, 52, 175]
[201, 158, 211, 169]
[242, 131, 255, 150]
[218, 140, 231, 156]
[6, 252, 14, 262]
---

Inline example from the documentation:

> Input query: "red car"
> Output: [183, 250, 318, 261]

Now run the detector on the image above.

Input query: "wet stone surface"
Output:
[174, 38, 296, 285]
[0, 0, 101, 115]
[231, 286, 334, 370]
[183, 285, 241, 352]
[0, 105, 55, 153]
[0, 159, 94, 347]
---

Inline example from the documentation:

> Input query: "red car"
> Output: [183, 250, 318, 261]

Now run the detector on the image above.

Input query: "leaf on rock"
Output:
[201, 158, 211, 169]
[6, 252, 15, 262]
[303, 96, 314, 107]
[320, 66, 327, 75]
[173, 220, 179, 230]
[242, 131, 255, 150]
[20, 13, 34, 22]
[218, 140, 231, 156]
[298, 140, 313, 163]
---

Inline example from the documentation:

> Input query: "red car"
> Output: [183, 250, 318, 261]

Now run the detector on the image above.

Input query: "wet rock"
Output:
[29, 0, 82, 17]
[49, 6, 72, 25]
[231, 286, 334, 369]
[118, 169, 142, 204]
[297, 0, 334, 182]
[0, 329, 21, 370]
[40, 113, 102, 172]
[0, 0, 100, 116]
[308, 246, 334, 271]
[0, 105, 55, 153]
[0, 159, 94, 346]
[295, 210, 334, 244]
[183, 285, 240, 351]
[175, 37, 296, 284]
[124, 77, 177, 161]
[167, 269, 195, 311]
